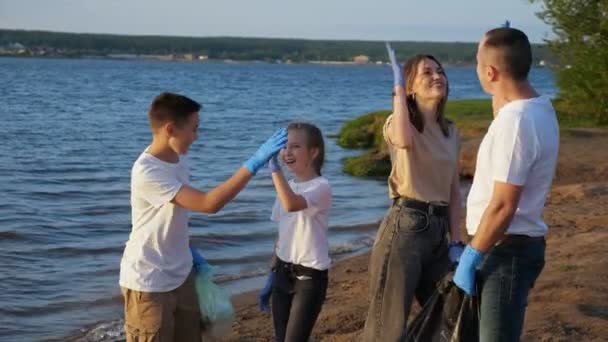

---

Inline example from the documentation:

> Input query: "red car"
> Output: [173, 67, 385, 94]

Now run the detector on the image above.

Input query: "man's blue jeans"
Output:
[478, 236, 545, 342]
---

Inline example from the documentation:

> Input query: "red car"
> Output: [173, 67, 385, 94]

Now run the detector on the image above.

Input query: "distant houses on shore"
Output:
[104, 53, 210, 61]
[0, 41, 550, 68]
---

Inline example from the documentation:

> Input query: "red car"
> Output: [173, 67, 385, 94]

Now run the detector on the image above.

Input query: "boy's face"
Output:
[168, 112, 199, 154]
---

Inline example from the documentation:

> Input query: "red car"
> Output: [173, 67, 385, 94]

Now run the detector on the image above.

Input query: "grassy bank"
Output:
[337, 98, 604, 177]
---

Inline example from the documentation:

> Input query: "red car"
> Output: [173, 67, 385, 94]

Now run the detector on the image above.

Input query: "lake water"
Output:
[0, 57, 556, 341]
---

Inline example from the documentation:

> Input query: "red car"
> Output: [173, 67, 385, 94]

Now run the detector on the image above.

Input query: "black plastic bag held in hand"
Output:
[404, 272, 479, 342]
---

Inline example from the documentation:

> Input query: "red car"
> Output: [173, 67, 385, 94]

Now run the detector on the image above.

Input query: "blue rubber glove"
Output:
[385, 42, 404, 87]
[258, 271, 274, 312]
[268, 154, 281, 173]
[453, 245, 484, 296]
[190, 245, 209, 273]
[448, 242, 465, 265]
[244, 128, 288, 175]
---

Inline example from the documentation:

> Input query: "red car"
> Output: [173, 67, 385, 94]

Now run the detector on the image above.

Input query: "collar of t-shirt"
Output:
[143, 148, 184, 167]
[497, 95, 548, 118]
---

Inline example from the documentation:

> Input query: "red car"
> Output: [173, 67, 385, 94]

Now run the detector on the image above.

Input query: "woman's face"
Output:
[409, 58, 447, 102]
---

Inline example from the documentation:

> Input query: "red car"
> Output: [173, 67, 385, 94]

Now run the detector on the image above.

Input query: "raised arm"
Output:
[384, 42, 414, 149]
[269, 154, 308, 212]
[172, 128, 288, 214]
[172, 168, 253, 214]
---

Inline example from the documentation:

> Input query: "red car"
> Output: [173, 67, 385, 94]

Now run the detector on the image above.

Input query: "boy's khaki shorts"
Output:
[121, 271, 202, 342]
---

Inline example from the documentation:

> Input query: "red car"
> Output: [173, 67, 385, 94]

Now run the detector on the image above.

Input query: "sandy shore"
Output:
[222, 128, 608, 341]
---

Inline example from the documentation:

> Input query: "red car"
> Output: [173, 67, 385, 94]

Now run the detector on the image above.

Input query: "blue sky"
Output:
[0, 0, 552, 43]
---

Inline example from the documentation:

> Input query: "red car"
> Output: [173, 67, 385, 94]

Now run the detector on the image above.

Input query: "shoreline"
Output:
[218, 220, 381, 296]
[0, 55, 491, 68]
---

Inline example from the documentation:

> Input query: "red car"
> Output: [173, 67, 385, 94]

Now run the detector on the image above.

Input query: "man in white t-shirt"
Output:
[454, 28, 559, 341]
[119, 92, 287, 342]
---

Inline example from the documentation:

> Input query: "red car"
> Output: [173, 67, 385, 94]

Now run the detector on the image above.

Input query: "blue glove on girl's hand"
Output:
[453, 245, 484, 296]
[258, 271, 275, 312]
[244, 128, 288, 175]
[385, 42, 404, 87]
[190, 246, 209, 273]
[268, 154, 281, 173]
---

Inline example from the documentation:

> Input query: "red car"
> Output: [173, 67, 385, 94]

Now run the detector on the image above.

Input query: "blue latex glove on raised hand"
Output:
[385, 42, 404, 87]
[190, 245, 209, 273]
[258, 271, 275, 312]
[268, 153, 281, 173]
[448, 242, 465, 265]
[453, 245, 484, 296]
[244, 128, 288, 175]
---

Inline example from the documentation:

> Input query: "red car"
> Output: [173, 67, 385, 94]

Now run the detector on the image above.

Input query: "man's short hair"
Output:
[148, 92, 201, 130]
[484, 28, 532, 81]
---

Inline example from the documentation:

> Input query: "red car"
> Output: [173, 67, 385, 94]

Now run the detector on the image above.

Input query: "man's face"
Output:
[476, 37, 494, 95]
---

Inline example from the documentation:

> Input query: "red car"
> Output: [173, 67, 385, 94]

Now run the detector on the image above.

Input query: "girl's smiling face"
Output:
[281, 129, 319, 179]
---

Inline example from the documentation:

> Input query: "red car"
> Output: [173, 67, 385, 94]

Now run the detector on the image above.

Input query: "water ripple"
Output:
[0, 57, 556, 341]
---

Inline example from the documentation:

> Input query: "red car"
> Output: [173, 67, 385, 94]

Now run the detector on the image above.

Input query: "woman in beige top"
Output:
[363, 43, 464, 341]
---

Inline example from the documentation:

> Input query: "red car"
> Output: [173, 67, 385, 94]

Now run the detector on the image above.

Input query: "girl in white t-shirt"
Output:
[259, 122, 332, 342]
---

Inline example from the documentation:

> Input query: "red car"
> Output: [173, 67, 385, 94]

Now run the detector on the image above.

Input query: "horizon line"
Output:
[0, 27, 549, 45]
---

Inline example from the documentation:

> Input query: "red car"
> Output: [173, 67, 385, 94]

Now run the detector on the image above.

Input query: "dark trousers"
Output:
[363, 201, 452, 342]
[478, 236, 546, 342]
[271, 258, 328, 342]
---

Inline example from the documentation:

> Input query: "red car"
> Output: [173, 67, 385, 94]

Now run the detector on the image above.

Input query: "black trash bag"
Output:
[404, 272, 479, 342]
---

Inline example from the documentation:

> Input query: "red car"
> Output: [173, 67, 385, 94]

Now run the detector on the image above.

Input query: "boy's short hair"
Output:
[483, 27, 532, 81]
[148, 92, 201, 130]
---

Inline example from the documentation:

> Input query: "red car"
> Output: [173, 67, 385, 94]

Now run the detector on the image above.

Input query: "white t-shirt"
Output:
[466, 95, 559, 237]
[119, 150, 192, 292]
[271, 176, 332, 270]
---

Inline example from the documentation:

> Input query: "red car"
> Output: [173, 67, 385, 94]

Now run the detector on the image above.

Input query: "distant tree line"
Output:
[0, 29, 553, 65]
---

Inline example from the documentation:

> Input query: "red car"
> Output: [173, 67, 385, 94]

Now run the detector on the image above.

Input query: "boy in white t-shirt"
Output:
[258, 122, 332, 342]
[119, 92, 287, 341]
[454, 28, 559, 341]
